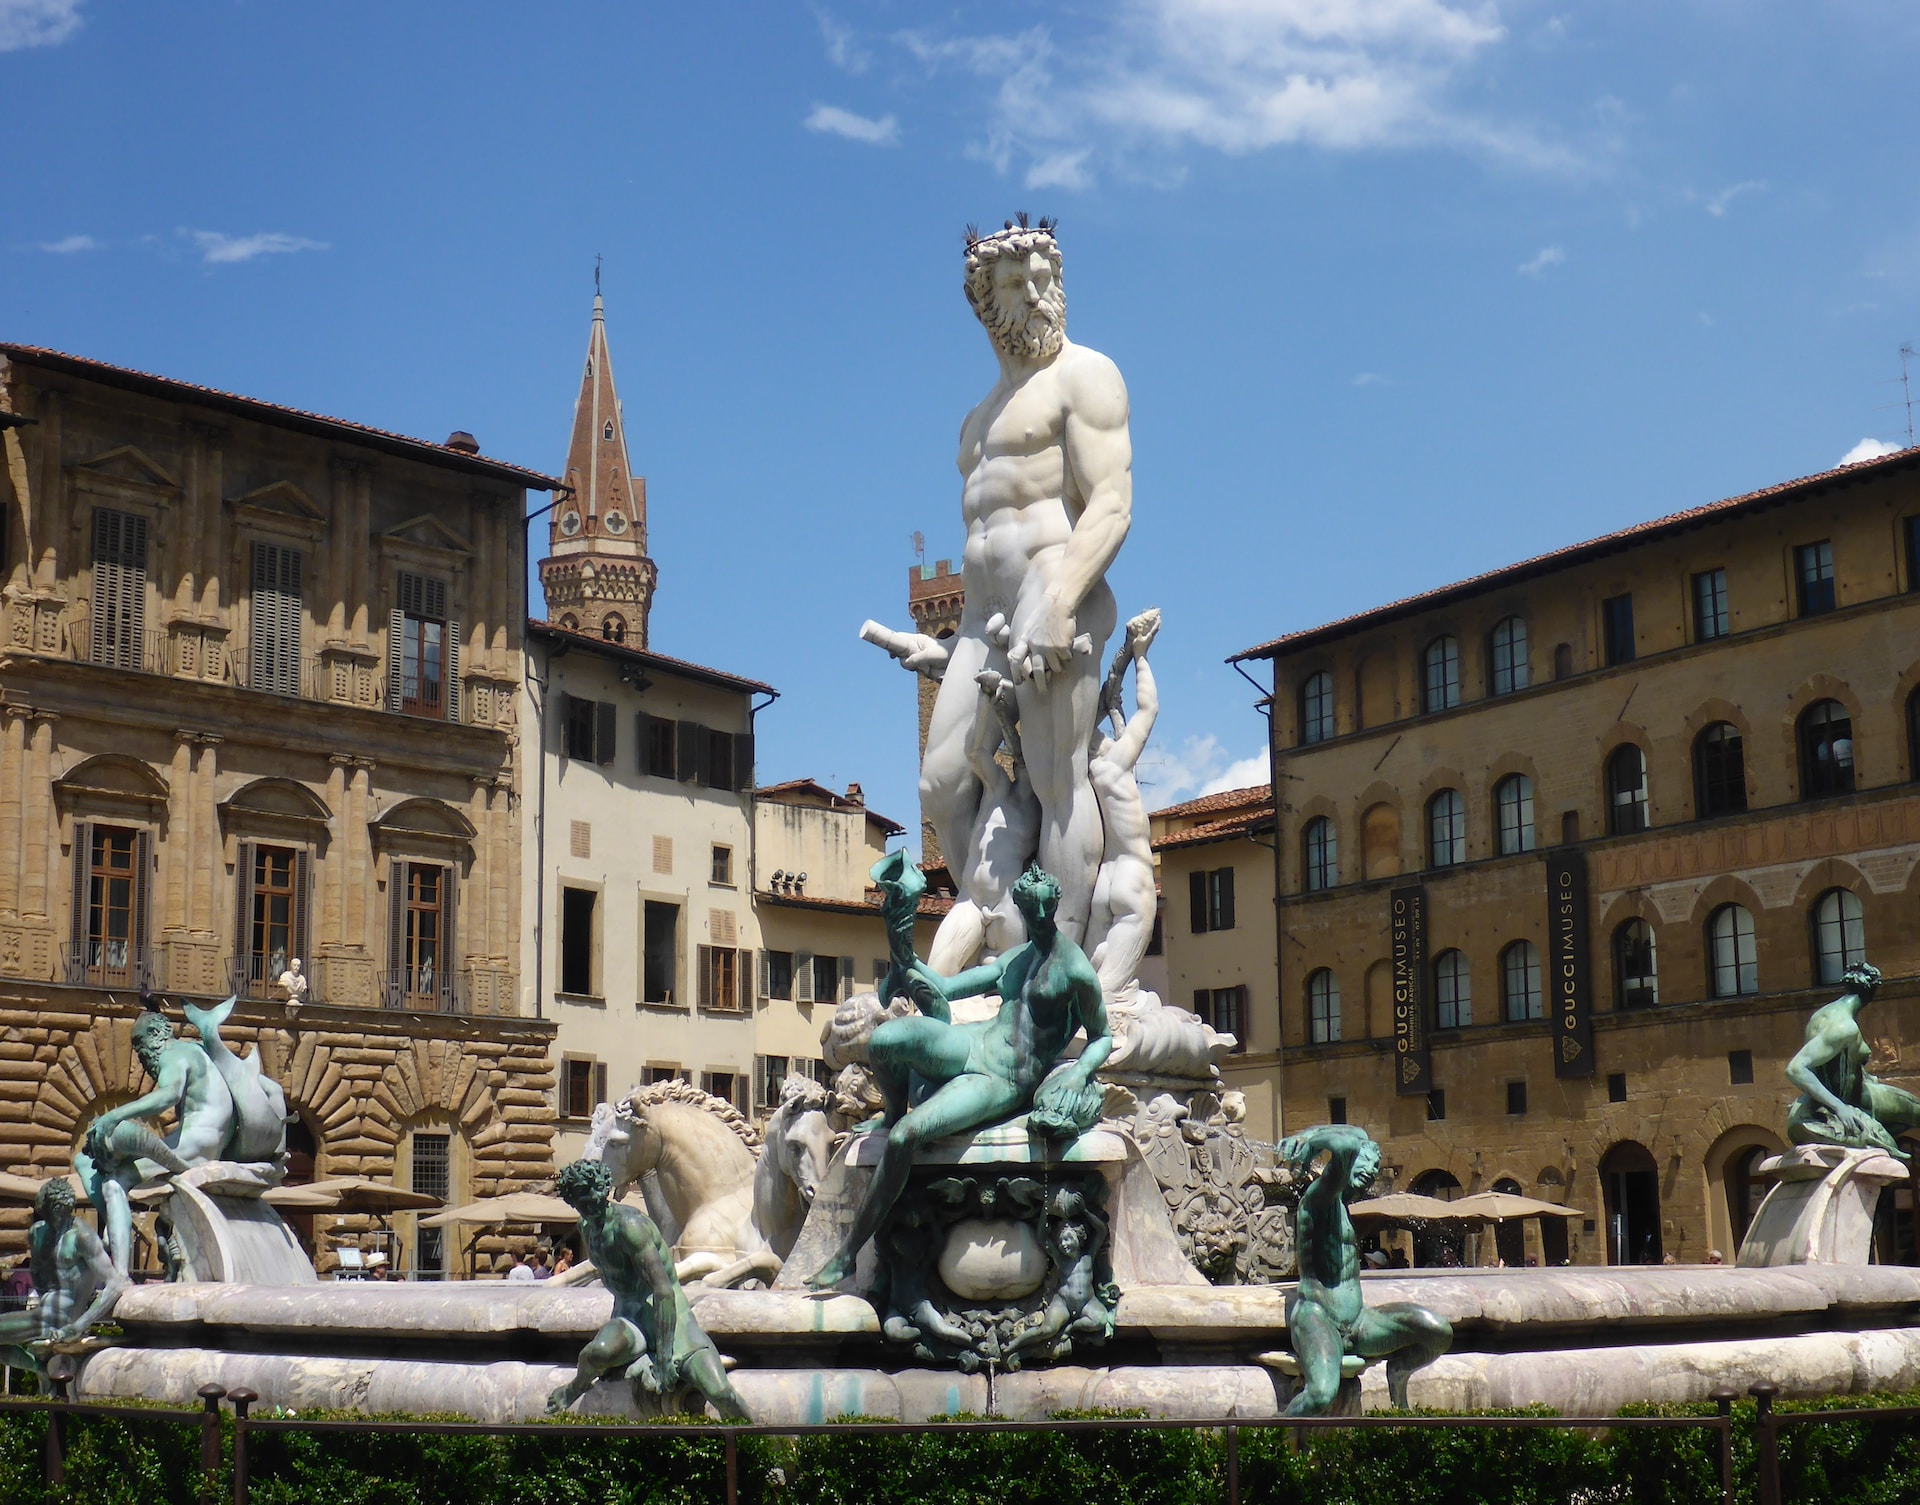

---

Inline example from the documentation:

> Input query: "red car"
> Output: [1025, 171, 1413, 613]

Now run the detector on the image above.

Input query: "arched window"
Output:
[1433, 949, 1471, 1029]
[1495, 774, 1535, 855]
[1489, 617, 1530, 695]
[602, 420, 615, 441]
[601, 613, 627, 644]
[558, 613, 580, 631]
[1812, 888, 1866, 984]
[1502, 941, 1542, 1022]
[1708, 904, 1758, 998]
[1299, 672, 1335, 745]
[1423, 636, 1461, 713]
[1553, 643, 1574, 680]
[1303, 817, 1337, 892]
[1614, 918, 1658, 1010]
[1607, 745, 1649, 835]
[1427, 789, 1466, 867]
[1306, 969, 1341, 1044]
[1694, 723, 1746, 818]
[1798, 700, 1855, 798]
[1361, 803, 1401, 881]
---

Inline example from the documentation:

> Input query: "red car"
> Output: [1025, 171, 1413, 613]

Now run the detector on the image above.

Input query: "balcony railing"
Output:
[60, 941, 157, 992]
[380, 967, 467, 1015]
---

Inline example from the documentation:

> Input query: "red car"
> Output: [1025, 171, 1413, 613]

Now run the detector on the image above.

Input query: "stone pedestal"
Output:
[1737, 1145, 1909, 1268]
[166, 1163, 315, 1285]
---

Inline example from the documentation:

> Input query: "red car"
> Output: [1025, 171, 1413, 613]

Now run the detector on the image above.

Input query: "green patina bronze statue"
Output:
[808, 858, 1110, 1290]
[1282, 1124, 1452, 1415]
[0, 1179, 126, 1387]
[547, 1159, 749, 1420]
[1787, 962, 1920, 1159]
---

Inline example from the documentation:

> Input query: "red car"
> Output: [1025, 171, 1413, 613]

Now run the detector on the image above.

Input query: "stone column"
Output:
[21, 713, 55, 920]
[0, 708, 26, 918]
[325, 462, 354, 645]
[162, 732, 195, 937]
[189, 735, 221, 936]
[198, 439, 223, 622]
[349, 470, 372, 647]
[345, 760, 373, 949]
[324, 755, 349, 950]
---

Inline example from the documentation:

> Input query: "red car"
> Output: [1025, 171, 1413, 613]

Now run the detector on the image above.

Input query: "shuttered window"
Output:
[88, 508, 148, 670]
[390, 572, 460, 721]
[249, 543, 304, 695]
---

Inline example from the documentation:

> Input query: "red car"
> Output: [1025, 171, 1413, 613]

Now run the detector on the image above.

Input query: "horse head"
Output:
[583, 1098, 659, 1192]
[774, 1076, 839, 1206]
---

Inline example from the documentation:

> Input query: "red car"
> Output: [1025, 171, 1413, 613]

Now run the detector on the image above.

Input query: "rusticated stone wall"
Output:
[0, 987, 556, 1276]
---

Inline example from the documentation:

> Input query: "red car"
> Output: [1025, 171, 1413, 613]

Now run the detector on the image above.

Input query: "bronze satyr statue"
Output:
[547, 1159, 749, 1420]
[1787, 962, 1920, 1159]
[1283, 1124, 1452, 1414]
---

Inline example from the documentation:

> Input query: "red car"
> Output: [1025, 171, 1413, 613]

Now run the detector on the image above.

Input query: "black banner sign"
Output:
[1390, 885, 1430, 1096]
[1548, 852, 1595, 1078]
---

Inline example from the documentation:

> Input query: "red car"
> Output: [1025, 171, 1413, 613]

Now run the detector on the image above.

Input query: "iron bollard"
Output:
[198, 1383, 227, 1503]
[1708, 1385, 1738, 1505]
[725, 1429, 739, 1505]
[44, 1354, 73, 1487]
[1750, 1381, 1780, 1505]
[229, 1387, 258, 1505]
[1226, 1423, 1240, 1505]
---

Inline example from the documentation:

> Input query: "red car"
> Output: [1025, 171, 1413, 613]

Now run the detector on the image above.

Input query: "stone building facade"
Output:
[906, 558, 964, 868]
[1222, 446, 1920, 1267]
[0, 344, 558, 1276]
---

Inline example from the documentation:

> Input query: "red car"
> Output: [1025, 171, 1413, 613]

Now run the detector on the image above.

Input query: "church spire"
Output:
[541, 276, 657, 648]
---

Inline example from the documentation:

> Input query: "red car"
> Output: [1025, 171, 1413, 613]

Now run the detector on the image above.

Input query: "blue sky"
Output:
[5, 1, 1918, 847]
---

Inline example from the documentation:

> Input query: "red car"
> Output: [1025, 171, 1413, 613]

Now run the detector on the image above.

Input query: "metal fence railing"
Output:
[12, 1377, 1919, 1504]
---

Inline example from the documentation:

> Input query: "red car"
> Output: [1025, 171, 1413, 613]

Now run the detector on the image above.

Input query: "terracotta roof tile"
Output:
[1152, 804, 1275, 852]
[1231, 445, 1920, 662]
[753, 776, 906, 836]
[1149, 783, 1272, 821]
[2, 343, 561, 489]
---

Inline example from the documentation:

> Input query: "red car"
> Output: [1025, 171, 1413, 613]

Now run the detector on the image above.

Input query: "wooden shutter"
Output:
[756, 949, 768, 1004]
[250, 543, 303, 695]
[387, 859, 409, 995]
[233, 840, 257, 987]
[733, 729, 754, 792]
[697, 945, 713, 1009]
[838, 956, 855, 1005]
[292, 847, 311, 971]
[1189, 871, 1208, 934]
[89, 509, 148, 670]
[794, 949, 814, 1004]
[387, 608, 405, 710]
[677, 720, 701, 784]
[133, 828, 153, 971]
[440, 866, 457, 1008]
[592, 1061, 608, 1108]
[635, 710, 653, 774]
[445, 620, 461, 723]
[1217, 868, 1236, 931]
[1193, 988, 1211, 1028]
[557, 692, 575, 756]
[68, 819, 90, 960]
[596, 700, 617, 766]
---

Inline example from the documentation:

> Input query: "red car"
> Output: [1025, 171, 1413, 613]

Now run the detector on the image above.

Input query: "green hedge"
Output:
[3, 1392, 1920, 1504]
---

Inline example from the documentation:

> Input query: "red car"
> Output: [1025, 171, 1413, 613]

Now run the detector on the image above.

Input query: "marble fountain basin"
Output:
[67, 1262, 1920, 1424]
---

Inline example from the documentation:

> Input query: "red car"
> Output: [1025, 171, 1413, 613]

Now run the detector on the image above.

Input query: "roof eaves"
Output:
[2, 344, 561, 490]
[527, 619, 778, 696]
[1229, 446, 1920, 663]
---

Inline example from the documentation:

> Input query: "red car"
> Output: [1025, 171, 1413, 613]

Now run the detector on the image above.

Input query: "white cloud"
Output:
[1517, 244, 1565, 276]
[894, 1, 1581, 190]
[1026, 149, 1092, 190]
[183, 230, 329, 265]
[814, 7, 871, 73]
[1705, 179, 1766, 217]
[804, 104, 900, 146]
[0, 0, 82, 52]
[1838, 437, 1901, 467]
[1136, 733, 1269, 807]
[1352, 370, 1387, 386]
[38, 234, 98, 253]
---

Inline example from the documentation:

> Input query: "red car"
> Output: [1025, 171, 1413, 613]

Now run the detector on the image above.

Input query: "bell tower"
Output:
[539, 282, 658, 646]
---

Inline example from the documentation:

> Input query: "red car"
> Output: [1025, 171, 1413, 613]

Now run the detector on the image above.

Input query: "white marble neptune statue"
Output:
[865, 215, 1133, 974]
